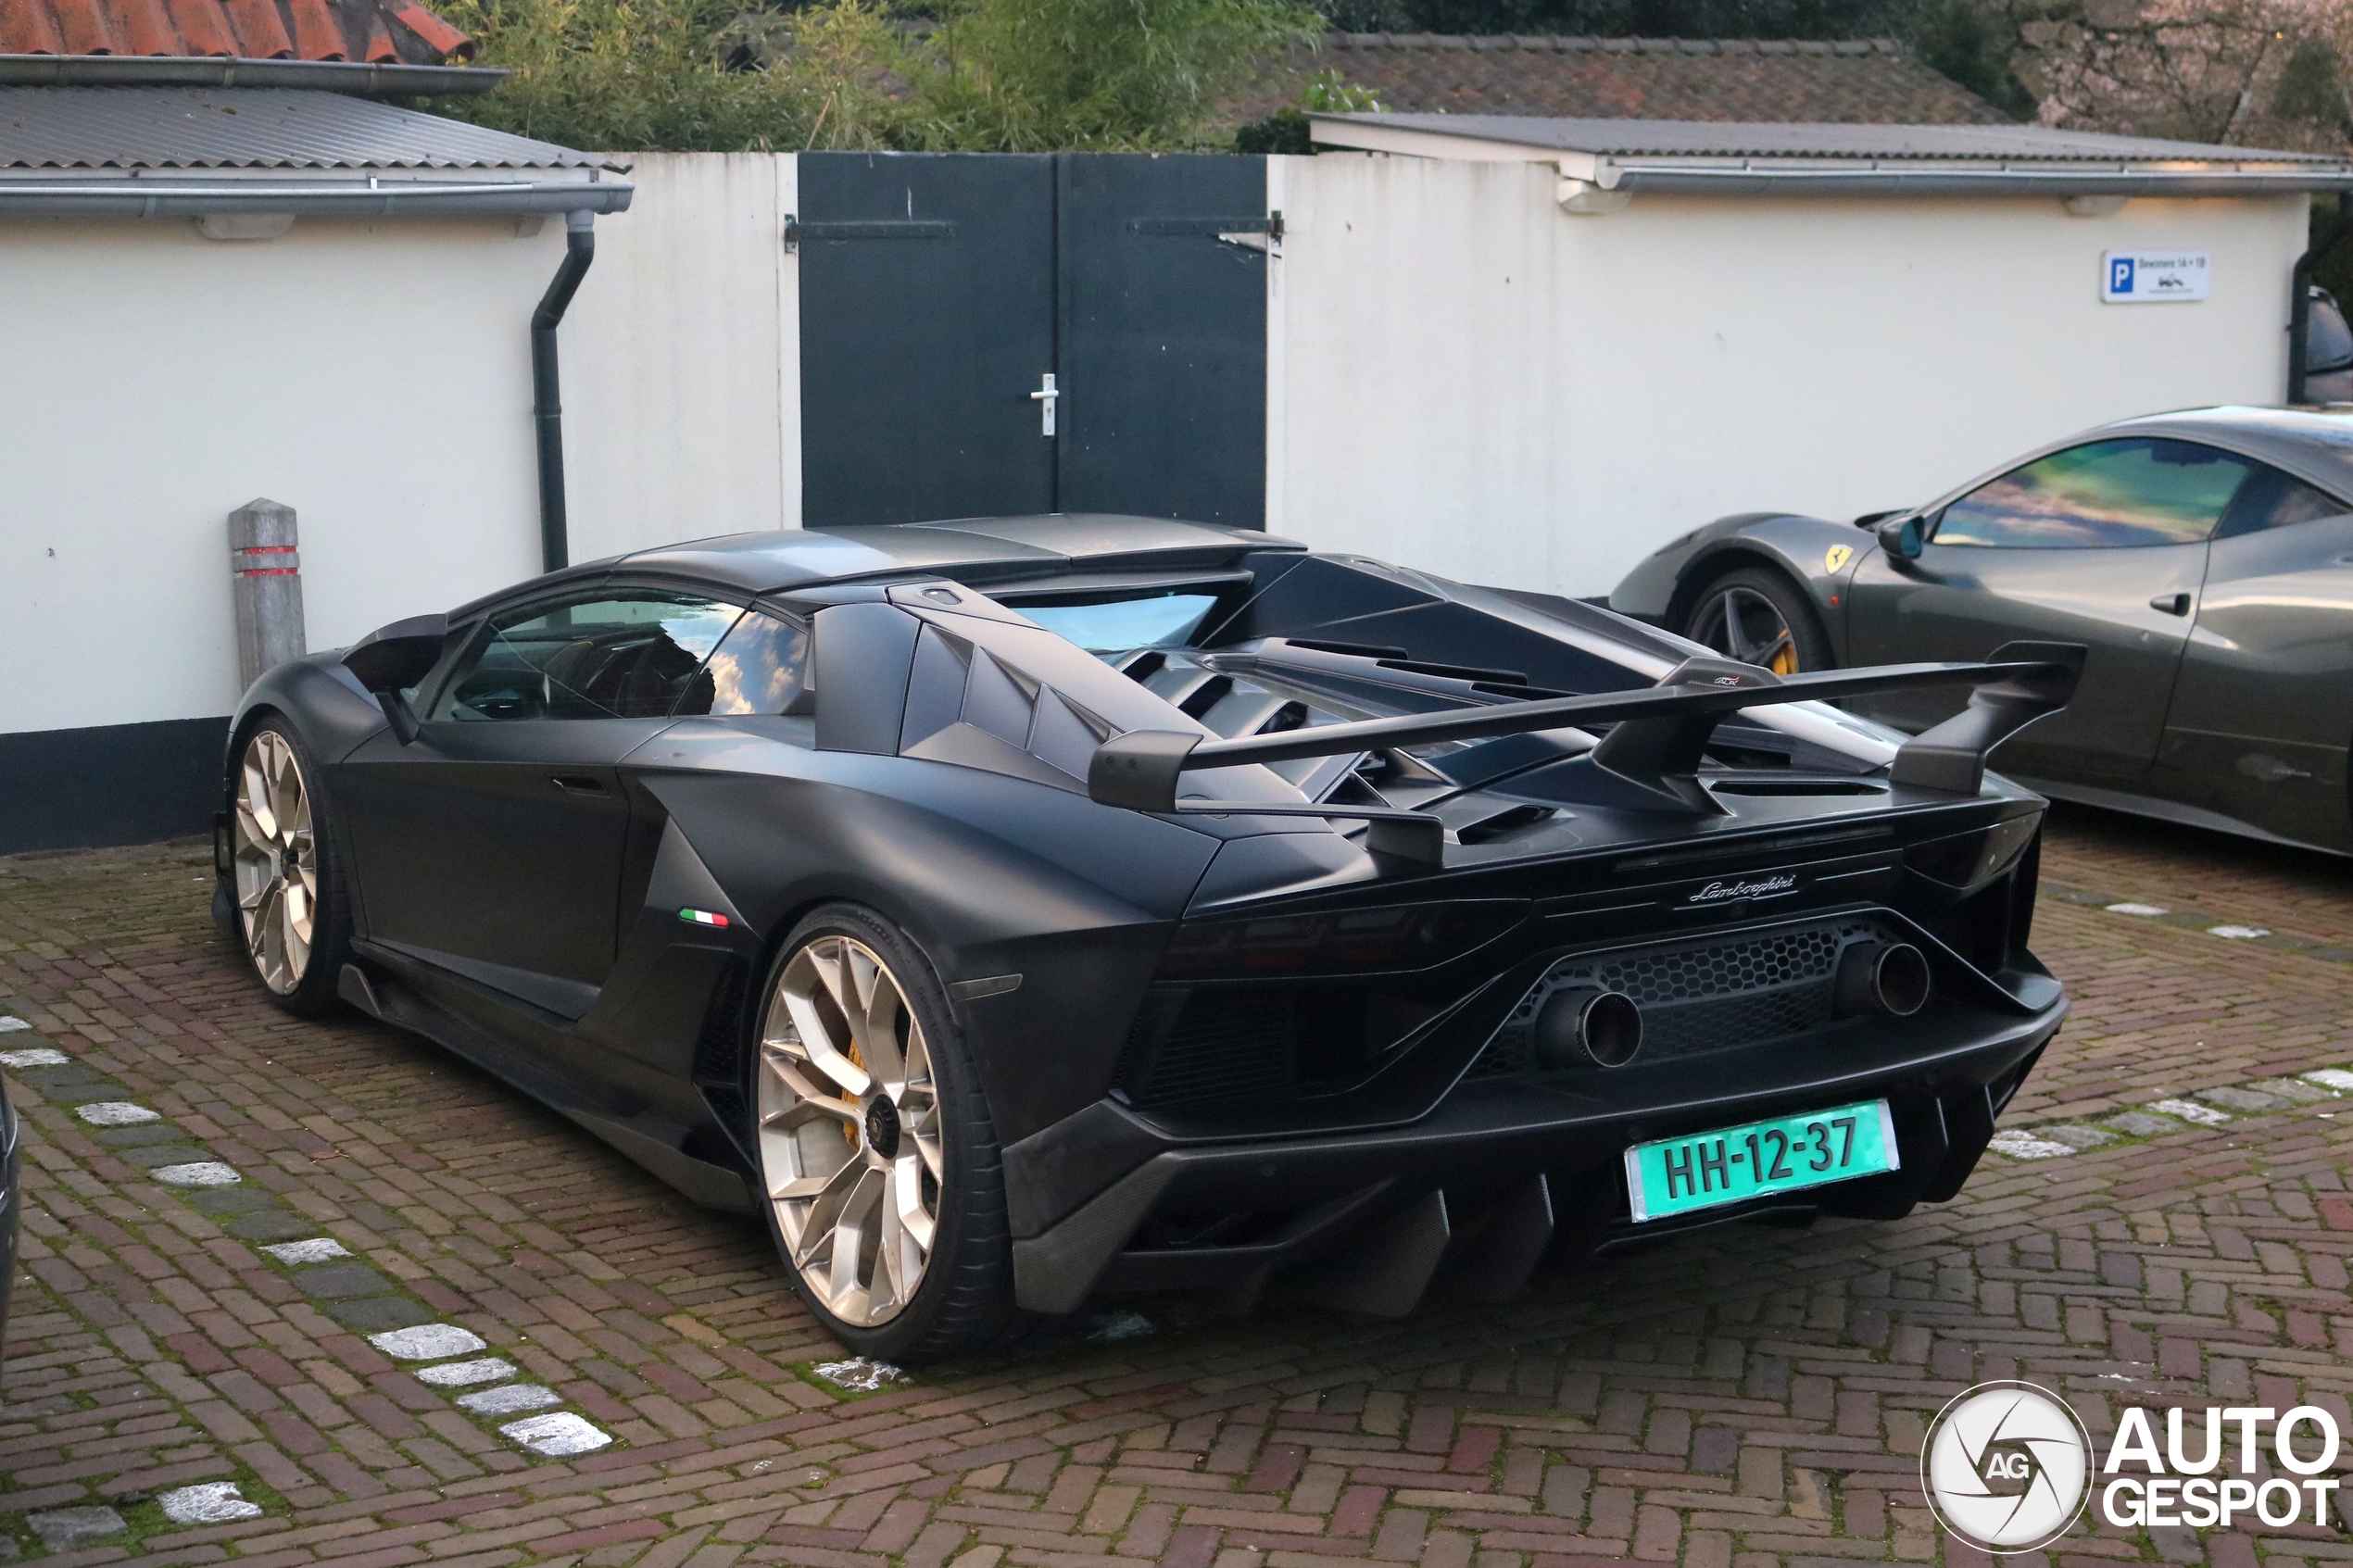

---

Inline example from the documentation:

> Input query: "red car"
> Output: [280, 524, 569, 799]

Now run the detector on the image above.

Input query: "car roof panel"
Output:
[610, 514, 1307, 595]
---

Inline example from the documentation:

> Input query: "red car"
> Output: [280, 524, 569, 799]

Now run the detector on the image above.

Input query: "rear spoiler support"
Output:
[1087, 641, 2086, 817]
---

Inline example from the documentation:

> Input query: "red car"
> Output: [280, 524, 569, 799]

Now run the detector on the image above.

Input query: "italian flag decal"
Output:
[678, 908, 730, 928]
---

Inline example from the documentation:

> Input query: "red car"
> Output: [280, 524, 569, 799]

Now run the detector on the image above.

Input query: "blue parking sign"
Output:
[2109, 257, 2135, 295]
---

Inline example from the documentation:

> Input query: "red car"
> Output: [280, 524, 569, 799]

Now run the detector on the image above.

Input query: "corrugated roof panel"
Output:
[1318, 111, 2351, 165]
[0, 0, 471, 62]
[0, 85, 603, 168]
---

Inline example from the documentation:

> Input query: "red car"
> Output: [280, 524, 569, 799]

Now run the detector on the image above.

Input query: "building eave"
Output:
[1307, 114, 2353, 195]
[0, 166, 632, 215]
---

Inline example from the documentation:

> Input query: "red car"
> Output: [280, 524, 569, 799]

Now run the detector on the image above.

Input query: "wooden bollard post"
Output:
[229, 497, 305, 690]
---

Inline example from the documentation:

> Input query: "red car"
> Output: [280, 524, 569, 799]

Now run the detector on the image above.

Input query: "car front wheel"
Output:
[1682, 565, 1833, 676]
[750, 904, 1035, 1360]
[229, 718, 354, 1016]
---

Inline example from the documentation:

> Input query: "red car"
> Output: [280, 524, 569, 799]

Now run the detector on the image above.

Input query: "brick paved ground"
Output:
[0, 803, 2348, 1566]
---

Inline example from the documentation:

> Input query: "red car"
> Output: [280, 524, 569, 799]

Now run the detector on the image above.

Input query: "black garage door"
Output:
[795, 152, 1268, 530]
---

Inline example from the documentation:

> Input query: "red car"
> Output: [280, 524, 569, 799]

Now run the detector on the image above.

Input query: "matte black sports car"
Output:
[1612, 406, 2353, 855]
[218, 516, 2079, 1358]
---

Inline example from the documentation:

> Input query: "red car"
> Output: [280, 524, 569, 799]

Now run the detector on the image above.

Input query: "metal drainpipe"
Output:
[532, 209, 598, 573]
[2290, 205, 2353, 406]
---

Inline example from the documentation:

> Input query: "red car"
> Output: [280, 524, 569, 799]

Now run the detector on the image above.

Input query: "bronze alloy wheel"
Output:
[233, 728, 318, 995]
[1691, 583, 1802, 675]
[756, 935, 944, 1328]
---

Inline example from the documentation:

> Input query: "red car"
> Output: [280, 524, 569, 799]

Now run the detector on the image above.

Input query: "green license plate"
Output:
[1625, 1098, 1898, 1223]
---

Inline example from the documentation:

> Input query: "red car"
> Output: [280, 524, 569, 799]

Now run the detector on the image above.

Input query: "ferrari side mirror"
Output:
[1876, 516, 1924, 561]
[344, 613, 448, 746]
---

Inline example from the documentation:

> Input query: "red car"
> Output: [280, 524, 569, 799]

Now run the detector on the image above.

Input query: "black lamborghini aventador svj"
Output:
[216, 516, 2080, 1358]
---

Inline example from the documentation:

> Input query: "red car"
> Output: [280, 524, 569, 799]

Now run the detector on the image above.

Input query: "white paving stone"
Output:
[28, 1507, 125, 1550]
[502, 1411, 613, 1456]
[2147, 1098, 2233, 1126]
[1988, 1129, 2078, 1160]
[2207, 924, 2271, 940]
[260, 1237, 352, 1264]
[0, 1016, 32, 1032]
[369, 1323, 487, 1361]
[2105, 902, 2169, 917]
[152, 1161, 242, 1186]
[416, 1358, 519, 1387]
[158, 1482, 263, 1524]
[2305, 1069, 2353, 1092]
[0, 1047, 68, 1067]
[76, 1101, 161, 1127]
[459, 1383, 563, 1415]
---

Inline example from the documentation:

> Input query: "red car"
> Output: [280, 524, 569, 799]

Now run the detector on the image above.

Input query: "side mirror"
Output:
[1875, 515, 1925, 561]
[343, 613, 448, 746]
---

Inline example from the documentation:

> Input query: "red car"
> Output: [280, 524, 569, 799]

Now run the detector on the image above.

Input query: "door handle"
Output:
[2149, 593, 2193, 617]
[550, 774, 606, 794]
[1030, 372, 1059, 437]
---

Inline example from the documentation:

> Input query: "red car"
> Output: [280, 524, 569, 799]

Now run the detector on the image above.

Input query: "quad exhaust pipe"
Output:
[1836, 940, 1931, 1018]
[1535, 986, 1644, 1069]
[1528, 939, 1929, 1072]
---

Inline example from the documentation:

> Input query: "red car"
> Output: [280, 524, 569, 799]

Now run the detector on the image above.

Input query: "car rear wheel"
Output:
[1682, 565, 1833, 676]
[751, 905, 1035, 1360]
[230, 719, 353, 1017]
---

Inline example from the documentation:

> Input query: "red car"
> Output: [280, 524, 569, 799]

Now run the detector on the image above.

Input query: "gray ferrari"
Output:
[1610, 407, 2353, 855]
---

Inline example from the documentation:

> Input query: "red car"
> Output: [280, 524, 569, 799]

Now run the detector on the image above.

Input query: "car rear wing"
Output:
[1088, 641, 2086, 818]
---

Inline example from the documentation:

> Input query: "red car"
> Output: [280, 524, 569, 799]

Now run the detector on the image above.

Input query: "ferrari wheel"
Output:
[752, 906, 1034, 1359]
[230, 720, 352, 1016]
[1683, 566, 1832, 677]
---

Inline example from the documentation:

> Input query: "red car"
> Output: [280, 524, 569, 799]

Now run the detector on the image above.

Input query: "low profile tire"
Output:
[228, 717, 354, 1018]
[750, 904, 1035, 1361]
[1681, 565, 1834, 677]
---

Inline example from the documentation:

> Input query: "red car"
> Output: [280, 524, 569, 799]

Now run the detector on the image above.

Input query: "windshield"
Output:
[1022, 592, 1220, 653]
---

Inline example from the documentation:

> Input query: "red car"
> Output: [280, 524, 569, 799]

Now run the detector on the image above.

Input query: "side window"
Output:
[677, 610, 813, 717]
[2215, 463, 2352, 538]
[1932, 438, 2254, 549]
[435, 594, 744, 721]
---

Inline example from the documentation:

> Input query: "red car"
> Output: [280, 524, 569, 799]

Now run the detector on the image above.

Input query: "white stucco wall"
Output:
[0, 214, 564, 736]
[1268, 153, 2309, 598]
[564, 151, 799, 562]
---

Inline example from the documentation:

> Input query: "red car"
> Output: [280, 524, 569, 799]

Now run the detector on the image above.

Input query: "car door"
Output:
[1844, 436, 2246, 782]
[338, 590, 746, 1018]
[2155, 462, 2353, 848]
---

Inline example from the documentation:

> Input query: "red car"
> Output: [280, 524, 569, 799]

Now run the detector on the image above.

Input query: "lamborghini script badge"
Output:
[1825, 545, 1855, 573]
[1687, 873, 1801, 904]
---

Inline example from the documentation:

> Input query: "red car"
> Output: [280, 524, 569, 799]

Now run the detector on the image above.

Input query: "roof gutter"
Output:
[1593, 162, 2353, 196]
[0, 176, 633, 216]
[0, 54, 507, 96]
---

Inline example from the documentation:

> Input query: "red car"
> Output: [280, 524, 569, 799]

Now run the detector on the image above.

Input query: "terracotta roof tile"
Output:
[1232, 32, 2007, 127]
[0, 0, 472, 64]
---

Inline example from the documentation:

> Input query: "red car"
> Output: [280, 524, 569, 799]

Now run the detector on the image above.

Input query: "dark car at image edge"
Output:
[1613, 405, 2353, 857]
[216, 515, 2082, 1358]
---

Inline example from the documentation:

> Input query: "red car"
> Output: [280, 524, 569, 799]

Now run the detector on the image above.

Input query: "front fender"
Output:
[1645, 515, 1878, 663]
[1609, 513, 1802, 621]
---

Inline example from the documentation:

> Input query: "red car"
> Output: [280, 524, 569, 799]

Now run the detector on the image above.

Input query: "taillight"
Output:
[1153, 899, 1525, 981]
[1904, 814, 2040, 892]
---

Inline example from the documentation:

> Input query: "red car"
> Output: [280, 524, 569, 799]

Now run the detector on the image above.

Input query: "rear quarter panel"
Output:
[632, 725, 1225, 1142]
